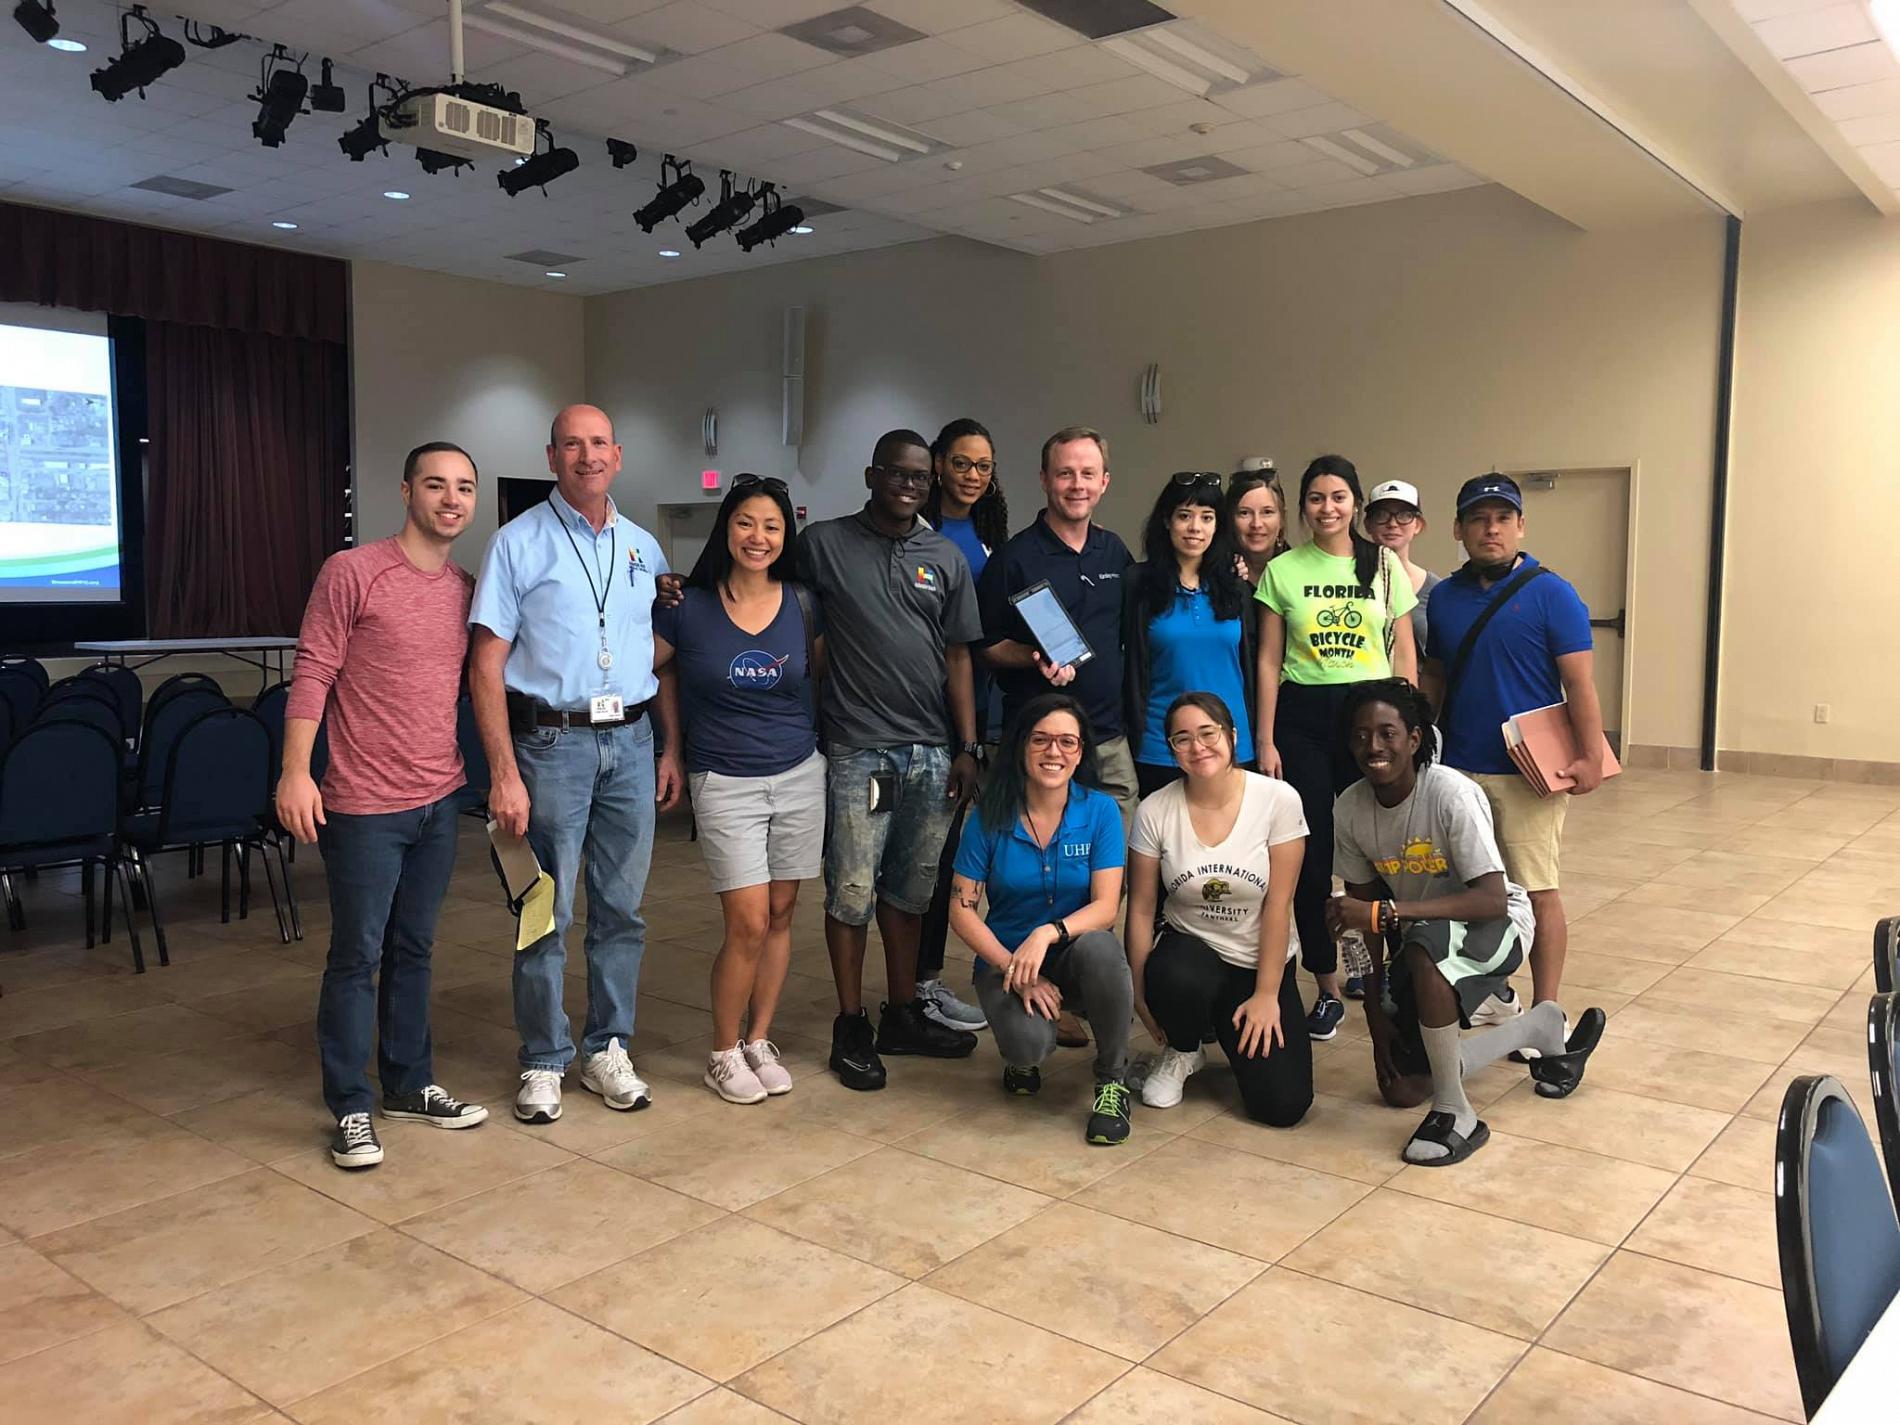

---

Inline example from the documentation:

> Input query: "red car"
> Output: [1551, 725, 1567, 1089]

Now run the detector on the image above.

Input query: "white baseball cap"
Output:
[1366, 479, 1421, 511]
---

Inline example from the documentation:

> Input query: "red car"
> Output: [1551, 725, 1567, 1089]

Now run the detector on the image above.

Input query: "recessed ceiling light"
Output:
[790, 224, 813, 235]
[271, 220, 299, 229]
[383, 190, 410, 200]
[48, 38, 87, 53]
[658, 248, 681, 257]
[544, 270, 567, 278]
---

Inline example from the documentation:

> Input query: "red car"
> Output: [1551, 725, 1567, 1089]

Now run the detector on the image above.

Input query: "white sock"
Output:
[1406, 1022, 1475, 1164]
[1462, 1001, 1568, 1075]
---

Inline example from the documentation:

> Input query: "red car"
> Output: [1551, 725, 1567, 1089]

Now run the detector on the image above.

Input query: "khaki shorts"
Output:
[1472, 772, 1568, 893]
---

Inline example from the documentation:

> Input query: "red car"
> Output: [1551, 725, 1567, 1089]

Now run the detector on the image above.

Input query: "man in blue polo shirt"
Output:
[977, 426, 1137, 821]
[1423, 474, 1604, 1015]
[469, 403, 685, 1126]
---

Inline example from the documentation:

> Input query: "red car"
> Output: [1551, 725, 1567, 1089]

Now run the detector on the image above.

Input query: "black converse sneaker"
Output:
[332, 1112, 383, 1169]
[382, 1084, 489, 1129]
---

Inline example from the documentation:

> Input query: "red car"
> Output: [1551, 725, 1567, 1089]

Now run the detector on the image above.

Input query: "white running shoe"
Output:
[743, 1038, 794, 1096]
[1468, 987, 1524, 1029]
[1140, 1045, 1205, 1109]
[514, 1069, 563, 1124]
[705, 1044, 768, 1104]
[917, 978, 988, 1031]
[580, 1038, 651, 1111]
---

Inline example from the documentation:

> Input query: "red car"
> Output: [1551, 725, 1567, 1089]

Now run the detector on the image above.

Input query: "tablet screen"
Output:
[1010, 581, 1094, 669]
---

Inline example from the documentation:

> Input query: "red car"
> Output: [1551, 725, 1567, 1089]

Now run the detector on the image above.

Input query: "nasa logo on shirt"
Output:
[729, 650, 789, 690]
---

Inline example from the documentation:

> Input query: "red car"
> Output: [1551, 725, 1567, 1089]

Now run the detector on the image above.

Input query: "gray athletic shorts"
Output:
[688, 750, 826, 893]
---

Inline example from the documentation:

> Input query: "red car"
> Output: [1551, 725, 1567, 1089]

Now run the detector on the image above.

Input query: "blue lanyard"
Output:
[548, 498, 614, 657]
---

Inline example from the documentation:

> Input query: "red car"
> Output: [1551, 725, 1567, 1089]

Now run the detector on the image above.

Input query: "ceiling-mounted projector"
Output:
[385, 92, 534, 162]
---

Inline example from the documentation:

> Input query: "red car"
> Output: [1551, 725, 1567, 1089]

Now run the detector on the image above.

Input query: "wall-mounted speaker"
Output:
[783, 305, 806, 447]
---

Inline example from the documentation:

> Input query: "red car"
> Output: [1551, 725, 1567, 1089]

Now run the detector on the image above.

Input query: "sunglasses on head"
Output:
[1170, 471, 1224, 491]
[731, 474, 789, 493]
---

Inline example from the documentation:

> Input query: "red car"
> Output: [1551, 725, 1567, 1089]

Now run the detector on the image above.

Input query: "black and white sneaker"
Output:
[1306, 995, 1346, 1041]
[332, 1112, 384, 1169]
[830, 1010, 887, 1092]
[382, 1084, 489, 1129]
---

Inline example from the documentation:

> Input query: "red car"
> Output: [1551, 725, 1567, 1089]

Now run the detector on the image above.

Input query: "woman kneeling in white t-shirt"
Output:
[1125, 692, 1313, 1126]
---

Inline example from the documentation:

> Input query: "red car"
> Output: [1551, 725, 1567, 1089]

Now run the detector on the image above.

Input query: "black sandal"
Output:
[1402, 1109, 1490, 1167]
[1529, 1007, 1607, 1099]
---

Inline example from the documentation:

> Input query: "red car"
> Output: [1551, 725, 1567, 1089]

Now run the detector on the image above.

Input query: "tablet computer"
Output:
[1009, 580, 1094, 669]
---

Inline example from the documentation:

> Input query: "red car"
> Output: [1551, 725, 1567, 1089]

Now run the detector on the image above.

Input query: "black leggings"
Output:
[1274, 680, 1362, 978]
[1143, 928, 1312, 1127]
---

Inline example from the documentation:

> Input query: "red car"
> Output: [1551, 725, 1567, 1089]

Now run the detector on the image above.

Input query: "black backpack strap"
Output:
[1437, 563, 1549, 730]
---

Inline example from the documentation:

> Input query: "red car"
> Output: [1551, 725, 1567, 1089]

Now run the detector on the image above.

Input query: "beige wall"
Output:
[587, 185, 1728, 752]
[349, 260, 586, 563]
[1725, 199, 1900, 764]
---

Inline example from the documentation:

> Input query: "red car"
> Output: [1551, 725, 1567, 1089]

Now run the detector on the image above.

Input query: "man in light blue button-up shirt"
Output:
[469, 404, 683, 1127]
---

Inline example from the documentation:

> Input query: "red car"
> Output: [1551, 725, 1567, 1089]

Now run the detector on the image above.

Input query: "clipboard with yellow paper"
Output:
[487, 819, 556, 952]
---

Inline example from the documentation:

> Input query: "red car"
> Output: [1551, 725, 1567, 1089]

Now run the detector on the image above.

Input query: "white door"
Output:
[1510, 467, 1631, 751]
[660, 502, 719, 581]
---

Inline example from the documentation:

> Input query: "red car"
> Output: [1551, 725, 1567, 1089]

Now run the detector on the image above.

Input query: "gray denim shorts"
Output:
[688, 750, 826, 893]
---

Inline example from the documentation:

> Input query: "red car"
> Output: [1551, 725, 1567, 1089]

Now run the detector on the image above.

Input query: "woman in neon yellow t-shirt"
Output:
[1253, 455, 1417, 1041]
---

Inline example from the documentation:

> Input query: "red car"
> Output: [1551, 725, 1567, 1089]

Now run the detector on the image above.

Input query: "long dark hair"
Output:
[924, 418, 1009, 552]
[1138, 477, 1247, 622]
[1341, 677, 1438, 769]
[977, 693, 1100, 832]
[1298, 454, 1381, 595]
[686, 477, 798, 596]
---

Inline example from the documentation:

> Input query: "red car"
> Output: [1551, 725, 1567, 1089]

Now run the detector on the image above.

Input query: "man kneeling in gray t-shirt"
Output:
[1325, 680, 1606, 1167]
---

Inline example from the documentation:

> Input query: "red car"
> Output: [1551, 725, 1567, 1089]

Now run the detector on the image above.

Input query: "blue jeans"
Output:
[316, 795, 461, 1117]
[823, 743, 955, 926]
[512, 717, 656, 1070]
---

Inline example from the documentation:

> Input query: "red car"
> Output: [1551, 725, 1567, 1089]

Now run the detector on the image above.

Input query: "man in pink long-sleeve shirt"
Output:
[278, 442, 490, 1169]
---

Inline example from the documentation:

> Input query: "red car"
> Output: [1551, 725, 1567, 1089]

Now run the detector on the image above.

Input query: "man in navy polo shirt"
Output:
[977, 426, 1137, 821]
[1423, 474, 1604, 1015]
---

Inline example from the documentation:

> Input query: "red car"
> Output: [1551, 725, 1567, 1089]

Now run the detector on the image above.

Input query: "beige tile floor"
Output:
[0, 766, 1889, 1423]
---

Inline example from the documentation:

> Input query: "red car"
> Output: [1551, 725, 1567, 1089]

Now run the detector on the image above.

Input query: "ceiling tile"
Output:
[1214, 76, 1331, 119]
[1262, 100, 1374, 139]
[1062, 73, 1185, 118]
[1784, 41, 1900, 92]
[939, 11, 1073, 63]
[613, 2, 762, 55]
[856, 35, 988, 83]
[1752, 3, 1877, 59]
[985, 90, 1098, 131]
[859, 0, 1017, 34]
[854, 84, 968, 124]
[1812, 76, 1900, 120]
[916, 63, 1045, 109]
[915, 108, 1028, 147]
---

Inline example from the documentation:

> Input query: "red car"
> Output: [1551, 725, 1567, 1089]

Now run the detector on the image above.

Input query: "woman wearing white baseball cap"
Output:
[1365, 480, 1439, 658]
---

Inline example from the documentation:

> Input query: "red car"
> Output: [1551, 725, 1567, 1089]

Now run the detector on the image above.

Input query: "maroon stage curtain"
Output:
[143, 322, 348, 637]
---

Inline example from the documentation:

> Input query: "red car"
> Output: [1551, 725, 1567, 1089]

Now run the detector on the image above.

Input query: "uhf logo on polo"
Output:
[728, 650, 789, 690]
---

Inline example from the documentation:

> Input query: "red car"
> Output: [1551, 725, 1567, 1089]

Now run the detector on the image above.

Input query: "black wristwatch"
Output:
[957, 741, 982, 760]
[1047, 917, 1071, 948]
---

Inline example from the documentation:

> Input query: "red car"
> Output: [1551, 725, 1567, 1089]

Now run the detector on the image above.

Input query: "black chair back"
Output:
[42, 676, 125, 743]
[1871, 994, 1900, 1220]
[0, 720, 121, 861]
[1776, 1073, 1900, 1417]
[145, 672, 226, 730]
[136, 687, 228, 810]
[80, 663, 142, 740]
[0, 655, 48, 692]
[0, 669, 38, 733]
[1875, 917, 1899, 995]
[158, 707, 272, 846]
[35, 695, 124, 742]
[0, 694, 11, 753]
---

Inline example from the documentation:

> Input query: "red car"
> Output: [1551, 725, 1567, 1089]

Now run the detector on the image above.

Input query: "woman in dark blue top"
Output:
[948, 693, 1133, 1145]
[1121, 473, 1258, 800]
[653, 475, 823, 1108]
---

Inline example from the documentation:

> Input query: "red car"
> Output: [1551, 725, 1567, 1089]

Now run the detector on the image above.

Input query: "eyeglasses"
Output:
[1170, 471, 1223, 491]
[731, 474, 788, 493]
[944, 455, 995, 477]
[1026, 731, 1082, 755]
[1167, 725, 1230, 752]
[1365, 507, 1420, 527]
[870, 465, 932, 487]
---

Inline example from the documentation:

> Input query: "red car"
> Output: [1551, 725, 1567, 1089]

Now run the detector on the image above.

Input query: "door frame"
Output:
[1496, 458, 1640, 754]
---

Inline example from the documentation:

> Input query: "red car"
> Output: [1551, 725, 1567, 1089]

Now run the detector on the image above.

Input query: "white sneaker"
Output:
[1141, 1045, 1205, 1109]
[514, 1069, 562, 1124]
[580, 1038, 651, 1111]
[705, 1044, 768, 1104]
[1469, 987, 1524, 1029]
[743, 1038, 794, 1096]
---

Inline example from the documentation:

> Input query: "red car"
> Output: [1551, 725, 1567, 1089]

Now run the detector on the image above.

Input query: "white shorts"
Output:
[688, 750, 826, 893]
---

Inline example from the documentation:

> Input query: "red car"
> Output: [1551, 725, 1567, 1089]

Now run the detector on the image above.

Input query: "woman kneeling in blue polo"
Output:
[947, 692, 1133, 1145]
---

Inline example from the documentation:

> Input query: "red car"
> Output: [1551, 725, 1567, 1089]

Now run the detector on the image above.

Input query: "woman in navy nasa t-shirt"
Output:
[653, 476, 823, 1106]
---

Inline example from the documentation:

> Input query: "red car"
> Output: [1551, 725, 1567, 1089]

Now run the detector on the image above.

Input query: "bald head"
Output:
[549, 404, 614, 451]
[546, 403, 623, 518]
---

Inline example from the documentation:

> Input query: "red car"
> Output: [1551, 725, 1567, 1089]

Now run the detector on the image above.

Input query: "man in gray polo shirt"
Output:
[799, 428, 985, 1090]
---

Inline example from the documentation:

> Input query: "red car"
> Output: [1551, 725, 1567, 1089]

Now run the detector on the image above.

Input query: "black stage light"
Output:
[498, 125, 578, 196]
[633, 155, 704, 233]
[310, 57, 345, 112]
[606, 138, 638, 169]
[14, 0, 58, 45]
[417, 147, 469, 176]
[250, 49, 307, 148]
[736, 186, 804, 253]
[338, 111, 384, 161]
[684, 171, 758, 249]
[89, 6, 184, 102]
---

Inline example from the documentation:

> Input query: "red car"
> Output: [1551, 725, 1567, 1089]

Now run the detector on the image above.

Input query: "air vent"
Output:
[782, 6, 925, 57]
[131, 175, 233, 200]
[1017, 0, 1176, 41]
[1141, 154, 1249, 186]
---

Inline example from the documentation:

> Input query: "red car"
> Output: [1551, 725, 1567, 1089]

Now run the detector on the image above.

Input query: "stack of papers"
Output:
[1502, 701, 1622, 798]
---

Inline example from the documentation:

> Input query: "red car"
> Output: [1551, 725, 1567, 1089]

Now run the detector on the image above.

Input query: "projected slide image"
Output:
[0, 322, 122, 602]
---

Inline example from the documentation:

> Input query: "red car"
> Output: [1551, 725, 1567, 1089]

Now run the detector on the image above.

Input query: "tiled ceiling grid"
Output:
[0, 0, 1488, 293]
[1726, 0, 1900, 198]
